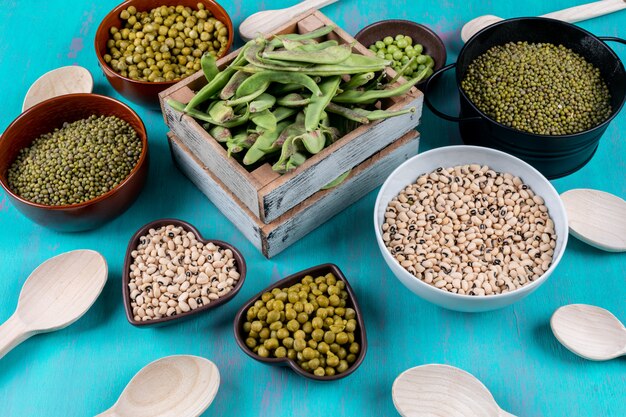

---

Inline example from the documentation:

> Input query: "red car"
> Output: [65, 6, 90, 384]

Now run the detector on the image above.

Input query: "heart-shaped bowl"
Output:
[233, 263, 367, 381]
[123, 218, 247, 327]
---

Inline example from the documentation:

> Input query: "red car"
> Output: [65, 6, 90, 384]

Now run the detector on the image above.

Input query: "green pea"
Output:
[326, 354, 339, 367]
[258, 346, 269, 358]
[383, 36, 394, 45]
[275, 347, 287, 358]
[311, 328, 324, 342]
[264, 338, 279, 350]
[414, 43, 424, 54]
[336, 332, 349, 345]
[375, 40, 385, 49]
[283, 337, 294, 348]
[276, 328, 290, 339]
[293, 338, 307, 352]
[266, 310, 280, 323]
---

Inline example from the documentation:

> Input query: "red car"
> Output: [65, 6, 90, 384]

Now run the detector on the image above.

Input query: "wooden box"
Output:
[168, 130, 420, 258]
[159, 10, 423, 224]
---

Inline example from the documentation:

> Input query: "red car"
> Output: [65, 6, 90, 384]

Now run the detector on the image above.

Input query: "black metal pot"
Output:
[424, 17, 626, 179]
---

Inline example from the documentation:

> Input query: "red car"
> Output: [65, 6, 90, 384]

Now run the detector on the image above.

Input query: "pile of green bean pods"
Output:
[167, 26, 427, 174]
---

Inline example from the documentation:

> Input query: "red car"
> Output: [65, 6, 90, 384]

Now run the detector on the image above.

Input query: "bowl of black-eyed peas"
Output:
[374, 145, 568, 312]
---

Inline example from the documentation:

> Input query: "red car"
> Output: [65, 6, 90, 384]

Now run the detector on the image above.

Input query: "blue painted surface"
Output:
[0, 1, 624, 416]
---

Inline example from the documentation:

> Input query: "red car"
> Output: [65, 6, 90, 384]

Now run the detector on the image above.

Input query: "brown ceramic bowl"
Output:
[123, 218, 247, 327]
[355, 19, 447, 87]
[0, 93, 148, 231]
[95, 0, 233, 108]
[233, 263, 367, 381]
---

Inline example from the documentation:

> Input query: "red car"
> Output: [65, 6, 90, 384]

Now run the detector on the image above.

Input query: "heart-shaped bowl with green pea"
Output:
[233, 263, 367, 381]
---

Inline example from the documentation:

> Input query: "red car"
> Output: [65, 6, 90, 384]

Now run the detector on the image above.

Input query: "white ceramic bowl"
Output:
[374, 145, 568, 312]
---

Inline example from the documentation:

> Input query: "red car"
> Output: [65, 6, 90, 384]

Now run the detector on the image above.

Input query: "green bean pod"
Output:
[321, 169, 351, 190]
[273, 106, 299, 122]
[269, 25, 336, 48]
[332, 67, 426, 104]
[272, 134, 307, 173]
[343, 72, 375, 89]
[262, 43, 353, 65]
[305, 75, 341, 132]
[249, 93, 276, 113]
[219, 70, 250, 100]
[352, 106, 417, 121]
[276, 93, 311, 107]
[184, 43, 251, 111]
[283, 39, 339, 52]
[208, 100, 235, 123]
[201, 53, 219, 82]
[243, 120, 291, 165]
[235, 71, 322, 104]
[300, 129, 325, 154]
[208, 125, 232, 143]
[325, 102, 370, 124]
[226, 130, 253, 156]
[250, 109, 277, 131]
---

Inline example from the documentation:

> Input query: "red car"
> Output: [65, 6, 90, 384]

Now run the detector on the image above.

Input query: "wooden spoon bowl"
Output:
[122, 218, 247, 327]
[96, 355, 220, 417]
[0, 93, 149, 231]
[392, 364, 516, 417]
[0, 250, 108, 359]
[551, 304, 626, 361]
[233, 263, 367, 381]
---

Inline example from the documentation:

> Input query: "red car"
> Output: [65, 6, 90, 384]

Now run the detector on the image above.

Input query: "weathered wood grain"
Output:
[168, 130, 419, 257]
[160, 11, 423, 224]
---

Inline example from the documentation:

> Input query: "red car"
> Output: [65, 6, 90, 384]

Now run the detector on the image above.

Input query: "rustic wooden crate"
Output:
[168, 130, 420, 258]
[159, 10, 423, 225]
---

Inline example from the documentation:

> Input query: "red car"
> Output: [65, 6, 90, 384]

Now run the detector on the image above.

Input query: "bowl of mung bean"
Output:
[355, 19, 446, 86]
[123, 218, 247, 326]
[0, 93, 149, 231]
[95, 0, 233, 108]
[233, 264, 367, 381]
[374, 145, 568, 313]
[424, 18, 626, 179]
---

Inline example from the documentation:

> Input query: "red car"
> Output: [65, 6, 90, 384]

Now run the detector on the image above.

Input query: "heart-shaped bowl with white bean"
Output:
[122, 218, 247, 327]
[374, 145, 568, 312]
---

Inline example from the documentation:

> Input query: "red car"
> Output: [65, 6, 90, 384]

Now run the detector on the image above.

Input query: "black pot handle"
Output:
[598, 36, 626, 45]
[423, 63, 482, 123]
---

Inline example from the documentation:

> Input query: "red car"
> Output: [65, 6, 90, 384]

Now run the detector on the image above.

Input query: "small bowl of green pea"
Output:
[233, 263, 367, 381]
[95, 0, 233, 108]
[355, 19, 446, 86]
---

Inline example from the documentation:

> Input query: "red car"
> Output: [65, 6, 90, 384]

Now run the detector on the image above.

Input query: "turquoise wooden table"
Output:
[1, 1, 624, 415]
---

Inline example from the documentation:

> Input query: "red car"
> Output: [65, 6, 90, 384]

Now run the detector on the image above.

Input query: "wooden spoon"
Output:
[560, 189, 626, 252]
[22, 66, 93, 111]
[392, 364, 516, 417]
[96, 355, 220, 417]
[551, 304, 626, 361]
[239, 0, 339, 41]
[0, 250, 107, 359]
[461, 0, 626, 43]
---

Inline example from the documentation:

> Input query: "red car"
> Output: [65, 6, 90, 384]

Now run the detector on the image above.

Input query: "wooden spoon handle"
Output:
[542, 0, 626, 23]
[0, 314, 31, 360]
[499, 409, 519, 417]
[284, 0, 339, 17]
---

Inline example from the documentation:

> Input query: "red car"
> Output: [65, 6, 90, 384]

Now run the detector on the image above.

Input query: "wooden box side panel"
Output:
[169, 130, 420, 258]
